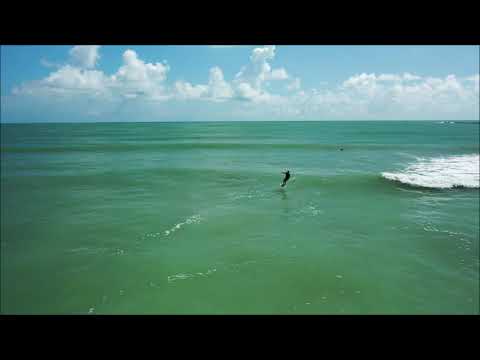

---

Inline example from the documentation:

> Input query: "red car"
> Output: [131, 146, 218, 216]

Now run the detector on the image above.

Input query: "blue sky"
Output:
[1, 45, 479, 122]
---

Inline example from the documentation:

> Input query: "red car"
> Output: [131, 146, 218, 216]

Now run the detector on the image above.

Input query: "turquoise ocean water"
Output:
[1, 121, 479, 314]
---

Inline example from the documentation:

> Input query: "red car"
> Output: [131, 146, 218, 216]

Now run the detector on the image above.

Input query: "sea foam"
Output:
[382, 154, 479, 189]
[164, 214, 202, 236]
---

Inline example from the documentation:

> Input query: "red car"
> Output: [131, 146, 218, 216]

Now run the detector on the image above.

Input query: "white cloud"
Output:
[268, 68, 289, 80]
[233, 45, 291, 102]
[169, 46, 290, 103]
[343, 73, 376, 87]
[40, 58, 60, 69]
[466, 74, 479, 82]
[69, 45, 101, 69]
[376, 73, 421, 82]
[172, 66, 233, 101]
[466, 74, 479, 93]
[345, 72, 423, 88]
[294, 73, 478, 119]
[14, 48, 172, 101]
[114, 50, 169, 83]
[13, 65, 111, 98]
[287, 77, 301, 91]
[208, 66, 233, 100]
[234, 82, 285, 104]
[9, 45, 478, 121]
[14, 45, 295, 107]
[377, 74, 402, 82]
[174, 81, 208, 99]
[342, 73, 379, 98]
[111, 49, 170, 99]
[45, 65, 108, 90]
[250, 45, 276, 63]
[403, 72, 421, 81]
[236, 82, 262, 100]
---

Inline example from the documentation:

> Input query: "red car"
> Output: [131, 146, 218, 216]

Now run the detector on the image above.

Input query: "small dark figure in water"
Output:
[281, 170, 291, 187]
[340, 147, 344, 151]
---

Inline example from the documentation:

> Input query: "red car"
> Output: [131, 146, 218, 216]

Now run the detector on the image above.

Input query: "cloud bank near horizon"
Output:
[3, 45, 479, 122]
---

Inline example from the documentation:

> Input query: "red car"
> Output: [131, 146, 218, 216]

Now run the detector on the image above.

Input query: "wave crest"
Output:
[382, 154, 479, 189]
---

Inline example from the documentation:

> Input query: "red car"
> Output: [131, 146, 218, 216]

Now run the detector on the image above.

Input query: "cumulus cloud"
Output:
[14, 45, 294, 106]
[13, 65, 111, 98]
[8, 45, 479, 121]
[171, 46, 293, 103]
[250, 45, 276, 63]
[375, 73, 421, 82]
[45, 65, 107, 90]
[208, 67, 233, 100]
[114, 50, 169, 83]
[174, 81, 208, 99]
[343, 73, 377, 88]
[14, 49, 171, 100]
[466, 74, 479, 83]
[233, 45, 290, 101]
[172, 66, 234, 101]
[234, 83, 286, 104]
[466, 74, 479, 93]
[69, 45, 101, 69]
[111, 49, 170, 99]
[343, 72, 423, 91]
[268, 68, 289, 80]
[403, 72, 422, 81]
[236, 82, 262, 100]
[291, 73, 479, 119]
[287, 77, 301, 91]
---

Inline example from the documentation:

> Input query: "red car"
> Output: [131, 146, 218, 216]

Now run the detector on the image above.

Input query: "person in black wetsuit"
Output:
[281, 170, 291, 187]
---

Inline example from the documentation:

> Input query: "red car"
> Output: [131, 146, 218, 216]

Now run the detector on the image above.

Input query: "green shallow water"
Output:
[1, 121, 479, 314]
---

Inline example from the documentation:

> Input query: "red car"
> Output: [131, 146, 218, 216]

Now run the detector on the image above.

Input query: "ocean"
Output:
[1, 121, 479, 314]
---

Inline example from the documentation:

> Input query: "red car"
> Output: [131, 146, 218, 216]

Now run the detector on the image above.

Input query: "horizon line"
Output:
[1, 119, 479, 125]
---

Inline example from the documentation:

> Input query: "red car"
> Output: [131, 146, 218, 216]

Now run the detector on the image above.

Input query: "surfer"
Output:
[281, 170, 291, 187]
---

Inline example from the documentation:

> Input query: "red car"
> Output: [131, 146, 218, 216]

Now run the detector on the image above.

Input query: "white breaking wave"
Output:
[382, 154, 479, 189]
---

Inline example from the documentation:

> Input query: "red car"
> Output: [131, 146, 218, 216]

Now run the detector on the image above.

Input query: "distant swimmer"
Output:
[281, 170, 291, 187]
[340, 147, 344, 151]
